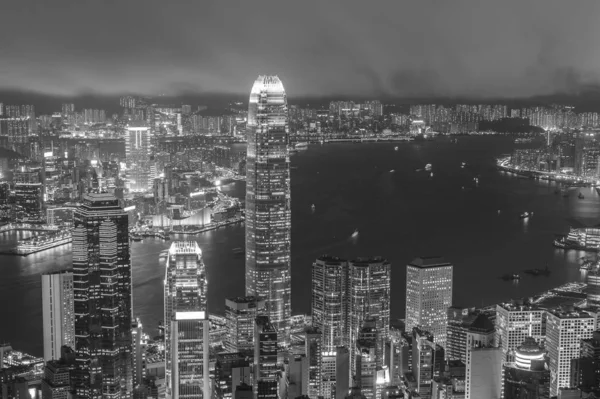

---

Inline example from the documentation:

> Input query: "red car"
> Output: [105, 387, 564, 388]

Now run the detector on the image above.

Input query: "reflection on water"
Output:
[1, 138, 599, 355]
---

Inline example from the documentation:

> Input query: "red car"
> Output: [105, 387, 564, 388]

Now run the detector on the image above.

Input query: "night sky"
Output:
[1, 0, 600, 100]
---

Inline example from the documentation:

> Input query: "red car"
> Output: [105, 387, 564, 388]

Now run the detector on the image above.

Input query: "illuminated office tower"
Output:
[72, 193, 132, 399]
[411, 327, 445, 399]
[305, 327, 323, 399]
[347, 257, 391, 366]
[13, 163, 44, 222]
[312, 256, 348, 352]
[164, 241, 209, 399]
[254, 316, 279, 399]
[125, 124, 151, 164]
[42, 271, 75, 362]
[495, 301, 544, 358]
[245, 75, 291, 344]
[405, 257, 453, 349]
[224, 296, 266, 353]
[546, 308, 595, 396]
[355, 319, 379, 399]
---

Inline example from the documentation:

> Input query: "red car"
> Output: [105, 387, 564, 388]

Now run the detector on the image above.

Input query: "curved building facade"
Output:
[245, 75, 291, 344]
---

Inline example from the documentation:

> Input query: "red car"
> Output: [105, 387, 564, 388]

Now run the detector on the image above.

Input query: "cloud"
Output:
[0, 0, 600, 99]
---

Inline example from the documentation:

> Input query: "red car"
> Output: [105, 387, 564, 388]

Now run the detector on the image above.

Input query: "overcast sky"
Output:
[1, 0, 600, 100]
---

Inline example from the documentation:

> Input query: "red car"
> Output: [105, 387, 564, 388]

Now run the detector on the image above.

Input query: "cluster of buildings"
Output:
[509, 130, 600, 179]
[7, 78, 600, 399]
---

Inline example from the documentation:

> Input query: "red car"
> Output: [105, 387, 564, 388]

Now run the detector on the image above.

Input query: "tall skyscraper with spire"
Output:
[245, 75, 291, 345]
[72, 193, 132, 399]
[163, 241, 210, 399]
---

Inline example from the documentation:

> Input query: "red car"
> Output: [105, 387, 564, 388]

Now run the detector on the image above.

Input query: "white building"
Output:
[495, 301, 545, 358]
[546, 308, 595, 396]
[41, 271, 75, 361]
[465, 347, 503, 399]
[405, 257, 453, 349]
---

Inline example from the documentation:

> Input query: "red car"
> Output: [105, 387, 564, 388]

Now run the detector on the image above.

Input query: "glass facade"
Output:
[245, 75, 291, 344]
[72, 193, 132, 399]
[348, 257, 391, 368]
[164, 241, 208, 399]
[224, 296, 266, 353]
[312, 256, 348, 353]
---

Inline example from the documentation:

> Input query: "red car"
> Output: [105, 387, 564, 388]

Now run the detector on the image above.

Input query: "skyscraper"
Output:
[245, 75, 291, 344]
[546, 308, 595, 396]
[405, 257, 453, 349]
[164, 241, 209, 399]
[41, 271, 75, 362]
[495, 301, 545, 358]
[225, 296, 266, 353]
[312, 256, 348, 352]
[72, 193, 132, 399]
[254, 316, 279, 399]
[305, 327, 323, 399]
[347, 257, 391, 365]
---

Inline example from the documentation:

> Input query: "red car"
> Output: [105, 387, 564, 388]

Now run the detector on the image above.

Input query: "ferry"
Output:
[295, 142, 309, 150]
[311, 204, 316, 212]
[461, 162, 466, 168]
[351, 229, 359, 238]
[16, 230, 72, 255]
[425, 164, 432, 171]
[553, 227, 600, 252]
[390, 169, 395, 173]
[394, 146, 399, 151]
[501, 273, 520, 281]
[523, 266, 550, 276]
[519, 212, 533, 219]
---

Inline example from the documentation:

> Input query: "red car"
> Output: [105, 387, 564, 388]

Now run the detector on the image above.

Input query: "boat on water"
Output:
[579, 192, 585, 199]
[519, 211, 533, 219]
[129, 233, 143, 242]
[461, 162, 466, 168]
[394, 146, 399, 151]
[553, 227, 600, 252]
[351, 229, 359, 238]
[523, 266, 550, 276]
[580, 259, 594, 270]
[501, 273, 520, 281]
[390, 169, 395, 173]
[295, 142, 309, 150]
[311, 204, 316, 211]
[425, 163, 432, 171]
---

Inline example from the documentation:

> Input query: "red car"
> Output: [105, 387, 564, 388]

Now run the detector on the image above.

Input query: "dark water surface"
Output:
[2, 137, 599, 356]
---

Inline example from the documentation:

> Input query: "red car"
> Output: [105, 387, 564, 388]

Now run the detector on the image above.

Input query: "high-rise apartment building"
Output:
[312, 256, 348, 352]
[405, 257, 453, 349]
[72, 193, 132, 399]
[495, 301, 545, 358]
[245, 75, 292, 344]
[411, 327, 445, 399]
[41, 271, 75, 362]
[224, 296, 266, 353]
[254, 316, 278, 399]
[164, 241, 209, 399]
[546, 308, 595, 396]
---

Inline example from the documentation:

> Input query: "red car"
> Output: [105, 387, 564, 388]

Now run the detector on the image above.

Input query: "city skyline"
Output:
[2, 1, 600, 101]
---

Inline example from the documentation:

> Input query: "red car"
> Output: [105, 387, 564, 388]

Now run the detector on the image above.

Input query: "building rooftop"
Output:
[350, 256, 388, 265]
[408, 256, 451, 268]
[547, 308, 593, 319]
[316, 255, 347, 264]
